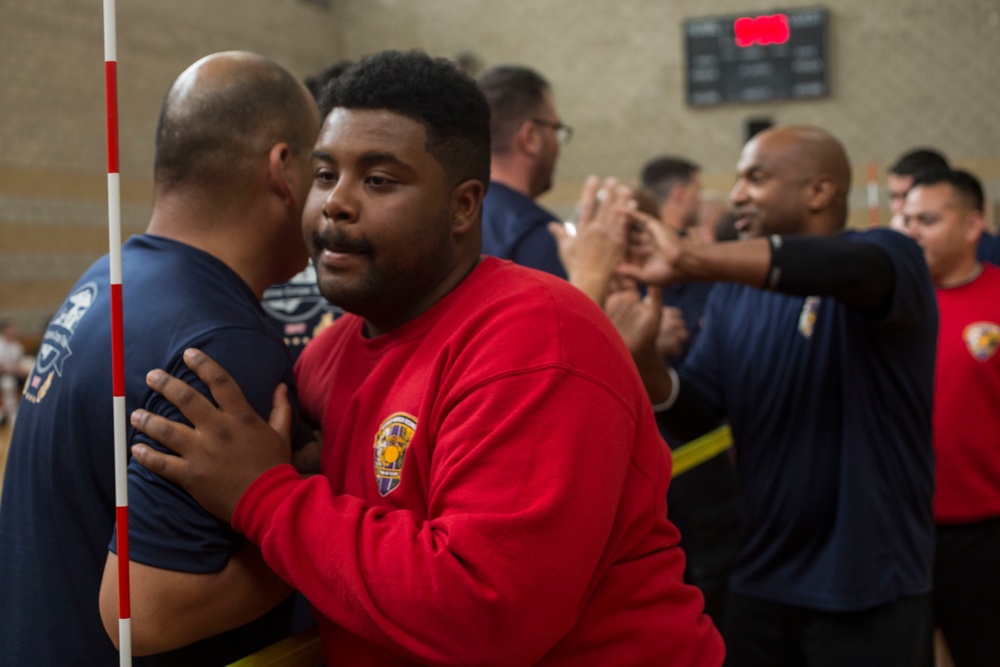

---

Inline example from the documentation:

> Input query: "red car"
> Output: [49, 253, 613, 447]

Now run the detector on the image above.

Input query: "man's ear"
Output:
[450, 179, 486, 236]
[966, 209, 986, 244]
[515, 119, 541, 158]
[267, 142, 297, 209]
[805, 174, 836, 211]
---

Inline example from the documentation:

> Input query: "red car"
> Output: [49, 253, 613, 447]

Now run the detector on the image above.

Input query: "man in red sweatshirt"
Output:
[129, 50, 724, 666]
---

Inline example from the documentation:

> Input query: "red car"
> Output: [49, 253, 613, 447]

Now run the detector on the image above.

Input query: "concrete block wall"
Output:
[3, 0, 1000, 335]
[0, 0, 345, 337]
[336, 0, 1000, 223]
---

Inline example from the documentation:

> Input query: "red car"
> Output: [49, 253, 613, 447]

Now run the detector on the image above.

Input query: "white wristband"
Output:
[651, 366, 680, 413]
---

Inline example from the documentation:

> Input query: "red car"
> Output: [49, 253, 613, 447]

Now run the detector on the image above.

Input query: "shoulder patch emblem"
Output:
[963, 321, 1000, 362]
[798, 296, 821, 338]
[373, 412, 417, 497]
[24, 282, 98, 405]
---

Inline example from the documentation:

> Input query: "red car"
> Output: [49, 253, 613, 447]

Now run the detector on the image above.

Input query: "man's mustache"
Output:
[311, 228, 374, 255]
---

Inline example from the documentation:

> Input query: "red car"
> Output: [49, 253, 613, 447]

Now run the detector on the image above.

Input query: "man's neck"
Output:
[938, 259, 983, 289]
[362, 254, 482, 338]
[489, 160, 533, 198]
[147, 198, 282, 299]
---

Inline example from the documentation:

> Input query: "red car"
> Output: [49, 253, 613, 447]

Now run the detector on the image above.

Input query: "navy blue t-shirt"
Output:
[976, 231, 1000, 267]
[480, 181, 567, 279]
[661, 280, 715, 369]
[679, 228, 937, 611]
[0, 234, 297, 665]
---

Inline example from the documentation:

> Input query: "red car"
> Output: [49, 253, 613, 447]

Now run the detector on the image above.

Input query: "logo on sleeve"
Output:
[373, 412, 417, 497]
[24, 282, 98, 405]
[798, 296, 821, 338]
[963, 321, 1000, 361]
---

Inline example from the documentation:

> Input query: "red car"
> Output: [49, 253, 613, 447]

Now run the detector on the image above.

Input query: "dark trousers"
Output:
[934, 517, 1000, 667]
[723, 592, 933, 667]
[667, 451, 740, 633]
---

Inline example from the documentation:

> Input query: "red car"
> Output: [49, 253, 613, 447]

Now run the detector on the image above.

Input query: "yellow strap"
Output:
[227, 625, 323, 667]
[671, 425, 733, 478]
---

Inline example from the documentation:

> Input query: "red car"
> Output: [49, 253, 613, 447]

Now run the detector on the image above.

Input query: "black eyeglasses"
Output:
[532, 118, 573, 146]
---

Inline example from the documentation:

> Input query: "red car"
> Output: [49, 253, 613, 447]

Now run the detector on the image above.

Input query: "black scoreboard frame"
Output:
[684, 7, 830, 107]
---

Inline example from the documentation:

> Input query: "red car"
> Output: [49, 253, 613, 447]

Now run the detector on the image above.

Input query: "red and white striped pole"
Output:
[103, 0, 131, 663]
[867, 161, 880, 228]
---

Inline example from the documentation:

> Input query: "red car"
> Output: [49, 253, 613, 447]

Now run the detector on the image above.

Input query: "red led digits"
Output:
[734, 14, 790, 47]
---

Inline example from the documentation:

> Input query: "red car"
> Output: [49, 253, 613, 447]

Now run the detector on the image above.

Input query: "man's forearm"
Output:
[674, 235, 895, 314]
[569, 269, 614, 305]
[656, 380, 726, 444]
[631, 344, 675, 406]
[99, 545, 291, 655]
[764, 235, 895, 313]
[673, 237, 771, 287]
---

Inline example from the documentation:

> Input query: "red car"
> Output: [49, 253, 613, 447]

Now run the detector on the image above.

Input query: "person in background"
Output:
[0, 51, 320, 665]
[694, 193, 732, 246]
[641, 156, 702, 235]
[886, 147, 1000, 268]
[635, 125, 937, 667]
[635, 155, 740, 630]
[572, 125, 937, 667]
[903, 167, 1000, 667]
[887, 148, 949, 232]
[303, 59, 352, 102]
[636, 156, 712, 364]
[714, 209, 741, 242]
[477, 64, 572, 278]
[0, 319, 31, 427]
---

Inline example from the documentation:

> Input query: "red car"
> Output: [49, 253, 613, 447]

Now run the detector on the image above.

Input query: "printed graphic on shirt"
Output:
[24, 282, 98, 405]
[798, 296, 821, 338]
[374, 412, 417, 497]
[262, 261, 343, 351]
[962, 321, 1000, 362]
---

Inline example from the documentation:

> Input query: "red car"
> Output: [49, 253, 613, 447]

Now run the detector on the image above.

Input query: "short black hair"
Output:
[322, 50, 491, 187]
[889, 148, 949, 176]
[476, 65, 550, 154]
[640, 156, 700, 205]
[304, 59, 353, 107]
[910, 167, 985, 212]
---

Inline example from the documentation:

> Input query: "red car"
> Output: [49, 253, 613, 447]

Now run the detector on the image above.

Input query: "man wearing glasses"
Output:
[477, 65, 573, 278]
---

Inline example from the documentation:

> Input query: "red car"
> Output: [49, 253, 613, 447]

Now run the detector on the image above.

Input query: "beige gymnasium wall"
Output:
[334, 0, 1000, 220]
[2, 0, 999, 337]
[0, 0, 346, 337]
